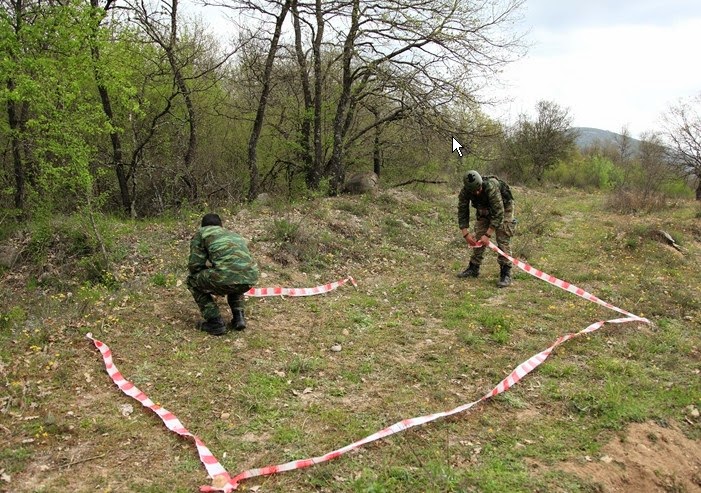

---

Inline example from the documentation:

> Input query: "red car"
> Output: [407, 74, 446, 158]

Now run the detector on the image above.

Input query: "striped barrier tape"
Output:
[216, 317, 643, 491]
[245, 276, 356, 298]
[482, 240, 648, 322]
[85, 333, 233, 489]
[87, 251, 650, 492]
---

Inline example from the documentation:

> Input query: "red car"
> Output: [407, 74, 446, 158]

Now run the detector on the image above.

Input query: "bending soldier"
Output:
[457, 170, 515, 287]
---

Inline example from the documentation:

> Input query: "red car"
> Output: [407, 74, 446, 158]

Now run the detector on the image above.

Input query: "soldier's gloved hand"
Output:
[465, 233, 477, 246]
[479, 234, 491, 246]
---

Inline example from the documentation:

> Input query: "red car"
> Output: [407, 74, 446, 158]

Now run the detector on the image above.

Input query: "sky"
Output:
[488, 0, 701, 137]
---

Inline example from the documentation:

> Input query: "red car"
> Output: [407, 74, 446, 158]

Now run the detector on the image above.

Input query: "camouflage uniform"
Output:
[187, 226, 259, 320]
[458, 176, 515, 267]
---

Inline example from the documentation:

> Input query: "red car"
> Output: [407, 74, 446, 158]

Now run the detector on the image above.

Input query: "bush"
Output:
[21, 213, 119, 288]
[605, 189, 668, 214]
[270, 219, 301, 243]
[660, 179, 694, 199]
[545, 155, 622, 190]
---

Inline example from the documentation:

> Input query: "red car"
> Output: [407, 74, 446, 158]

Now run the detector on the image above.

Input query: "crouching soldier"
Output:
[457, 170, 515, 287]
[187, 213, 259, 335]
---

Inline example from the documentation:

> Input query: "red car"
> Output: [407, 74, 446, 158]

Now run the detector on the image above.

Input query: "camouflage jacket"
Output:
[457, 176, 511, 230]
[188, 226, 259, 286]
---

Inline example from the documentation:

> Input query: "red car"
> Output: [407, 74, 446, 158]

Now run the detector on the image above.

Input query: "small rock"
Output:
[600, 455, 613, 464]
[220, 412, 231, 420]
[330, 344, 342, 352]
[690, 408, 700, 419]
[254, 193, 271, 205]
[0, 245, 19, 268]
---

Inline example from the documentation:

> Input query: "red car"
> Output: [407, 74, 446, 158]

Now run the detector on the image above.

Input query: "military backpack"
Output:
[484, 175, 513, 204]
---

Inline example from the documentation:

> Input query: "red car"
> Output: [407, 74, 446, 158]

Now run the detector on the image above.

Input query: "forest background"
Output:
[1, 0, 700, 230]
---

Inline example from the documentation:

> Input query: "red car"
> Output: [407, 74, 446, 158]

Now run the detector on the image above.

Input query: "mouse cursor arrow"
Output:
[452, 137, 463, 157]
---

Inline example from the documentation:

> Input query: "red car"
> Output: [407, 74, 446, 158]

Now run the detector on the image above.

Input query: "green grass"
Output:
[1, 187, 700, 492]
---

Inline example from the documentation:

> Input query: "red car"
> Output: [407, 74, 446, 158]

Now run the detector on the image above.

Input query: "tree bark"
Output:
[311, 0, 325, 189]
[328, 0, 359, 195]
[247, 0, 293, 201]
[6, 0, 25, 211]
[291, 0, 314, 187]
[7, 78, 25, 210]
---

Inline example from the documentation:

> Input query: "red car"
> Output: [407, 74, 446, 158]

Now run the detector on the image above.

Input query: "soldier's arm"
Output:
[188, 230, 207, 274]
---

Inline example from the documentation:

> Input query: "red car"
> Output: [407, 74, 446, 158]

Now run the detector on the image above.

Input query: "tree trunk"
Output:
[7, 79, 25, 210]
[311, 0, 325, 189]
[247, 0, 293, 201]
[328, 0, 359, 195]
[291, 0, 314, 187]
[89, 0, 131, 215]
[696, 178, 701, 201]
[373, 124, 381, 177]
[6, 1, 25, 211]
[171, 61, 198, 201]
[167, 0, 198, 202]
[97, 83, 131, 213]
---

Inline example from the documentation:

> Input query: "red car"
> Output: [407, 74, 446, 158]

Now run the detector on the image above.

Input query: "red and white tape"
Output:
[245, 276, 356, 298]
[483, 240, 647, 321]
[85, 334, 234, 489]
[87, 253, 650, 492]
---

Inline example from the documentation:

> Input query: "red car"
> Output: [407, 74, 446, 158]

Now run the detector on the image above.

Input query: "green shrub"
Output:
[150, 272, 177, 288]
[660, 179, 694, 199]
[545, 155, 622, 190]
[270, 218, 301, 243]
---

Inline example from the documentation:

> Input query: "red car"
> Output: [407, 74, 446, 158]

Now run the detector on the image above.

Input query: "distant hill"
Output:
[572, 127, 642, 154]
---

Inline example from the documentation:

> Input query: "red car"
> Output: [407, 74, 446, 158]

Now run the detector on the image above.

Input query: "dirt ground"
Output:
[556, 421, 701, 492]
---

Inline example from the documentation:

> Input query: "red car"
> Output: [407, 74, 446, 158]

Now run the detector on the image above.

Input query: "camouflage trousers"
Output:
[470, 204, 515, 267]
[187, 269, 251, 320]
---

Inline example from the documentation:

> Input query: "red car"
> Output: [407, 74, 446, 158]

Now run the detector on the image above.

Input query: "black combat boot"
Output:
[457, 262, 480, 278]
[229, 309, 246, 331]
[497, 264, 512, 288]
[197, 316, 227, 336]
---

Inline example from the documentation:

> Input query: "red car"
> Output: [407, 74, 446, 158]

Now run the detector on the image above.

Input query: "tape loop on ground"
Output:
[88, 256, 649, 491]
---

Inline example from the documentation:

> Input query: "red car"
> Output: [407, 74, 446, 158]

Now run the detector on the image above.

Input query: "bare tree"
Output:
[615, 125, 635, 164]
[638, 131, 671, 200]
[125, 0, 201, 201]
[224, 0, 525, 195]
[663, 94, 701, 200]
[205, 0, 293, 200]
[323, 0, 526, 193]
[87, 0, 133, 215]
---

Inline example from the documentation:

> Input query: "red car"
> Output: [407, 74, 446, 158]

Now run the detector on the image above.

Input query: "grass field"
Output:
[1, 185, 700, 492]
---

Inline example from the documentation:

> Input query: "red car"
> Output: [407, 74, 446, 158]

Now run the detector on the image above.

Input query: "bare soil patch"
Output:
[557, 421, 701, 492]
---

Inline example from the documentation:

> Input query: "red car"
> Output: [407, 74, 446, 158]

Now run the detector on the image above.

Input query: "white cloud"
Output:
[488, 17, 701, 137]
